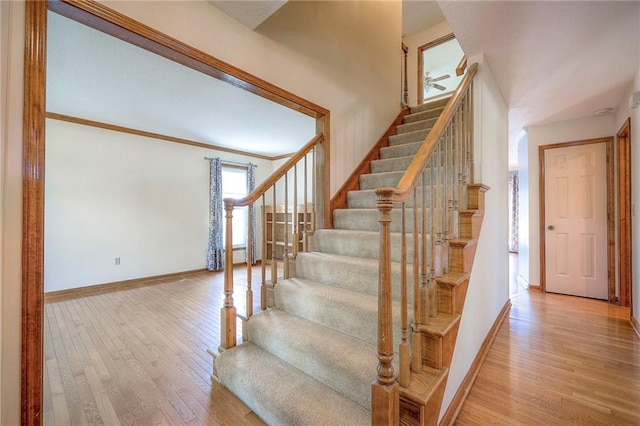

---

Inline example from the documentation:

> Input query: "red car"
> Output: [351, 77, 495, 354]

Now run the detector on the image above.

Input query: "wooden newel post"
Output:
[372, 189, 399, 425]
[220, 200, 236, 350]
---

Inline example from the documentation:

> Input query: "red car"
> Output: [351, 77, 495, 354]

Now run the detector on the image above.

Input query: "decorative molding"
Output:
[44, 268, 208, 302]
[528, 284, 541, 292]
[46, 112, 280, 161]
[439, 299, 512, 426]
[22, 1, 47, 423]
[330, 108, 409, 213]
[24, 1, 331, 423]
[49, 0, 329, 119]
[631, 316, 640, 339]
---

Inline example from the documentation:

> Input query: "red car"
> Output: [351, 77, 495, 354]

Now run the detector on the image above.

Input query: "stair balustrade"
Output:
[219, 133, 323, 351]
[373, 63, 478, 423]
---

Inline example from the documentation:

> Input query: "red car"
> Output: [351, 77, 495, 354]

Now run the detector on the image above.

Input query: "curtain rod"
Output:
[203, 157, 257, 168]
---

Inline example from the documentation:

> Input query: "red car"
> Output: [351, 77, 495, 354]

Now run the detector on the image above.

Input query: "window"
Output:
[418, 34, 465, 104]
[222, 166, 248, 248]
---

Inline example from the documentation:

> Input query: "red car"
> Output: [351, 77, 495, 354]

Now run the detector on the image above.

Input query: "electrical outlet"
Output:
[115, 257, 121, 266]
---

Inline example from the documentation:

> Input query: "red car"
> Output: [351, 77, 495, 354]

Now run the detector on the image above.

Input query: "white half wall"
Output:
[44, 118, 274, 292]
[526, 114, 615, 288]
[440, 55, 510, 419]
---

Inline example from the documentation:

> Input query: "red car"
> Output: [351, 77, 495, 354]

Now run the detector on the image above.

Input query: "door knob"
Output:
[547, 225, 555, 231]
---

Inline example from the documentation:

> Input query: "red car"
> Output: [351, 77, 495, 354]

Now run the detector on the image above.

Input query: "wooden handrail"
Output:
[225, 133, 323, 208]
[456, 56, 468, 77]
[376, 63, 478, 204]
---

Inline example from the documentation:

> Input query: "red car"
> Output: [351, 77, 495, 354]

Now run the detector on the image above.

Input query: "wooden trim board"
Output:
[617, 118, 633, 311]
[23, 0, 331, 420]
[44, 268, 208, 302]
[439, 299, 512, 426]
[417, 33, 455, 105]
[46, 112, 284, 161]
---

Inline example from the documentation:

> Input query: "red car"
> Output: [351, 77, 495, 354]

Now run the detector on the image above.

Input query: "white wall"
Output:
[402, 20, 452, 107]
[614, 66, 640, 321]
[1, 1, 24, 423]
[526, 114, 615, 288]
[103, 0, 402, 197]
[45, 119, 273, 292]
[517, 132, 530, 288]
[440, 55, 510, 419]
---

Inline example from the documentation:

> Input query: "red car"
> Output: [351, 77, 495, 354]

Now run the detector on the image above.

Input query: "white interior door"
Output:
[544, 143, 608, 299]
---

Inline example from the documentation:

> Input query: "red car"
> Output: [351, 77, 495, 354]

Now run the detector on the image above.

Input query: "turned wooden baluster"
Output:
[372, 188, 399, 424]
[399, 203, 410, 387]
[411, 186, 422, 372]
[246, 203, 253, 319]
[261, 194, 267, 310]
[221, 200, 236, 350]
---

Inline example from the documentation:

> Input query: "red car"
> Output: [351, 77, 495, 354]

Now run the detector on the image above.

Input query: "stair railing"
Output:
[372, 63, 478, 423]
[219, 133, 323, 351]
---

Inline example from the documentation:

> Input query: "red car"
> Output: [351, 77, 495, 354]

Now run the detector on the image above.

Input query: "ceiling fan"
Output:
[424, 72, 451, 92]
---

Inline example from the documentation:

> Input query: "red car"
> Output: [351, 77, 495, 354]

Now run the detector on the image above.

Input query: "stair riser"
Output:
[346, 190, 429, 209]
[437, 279, 469, 316]
[421, 322, 460, 371]
[388, 130, 430, 147]
[360, 171, 440, 190]
[381, 141, 422, 159]
[294, 252, 416, 302]
[371, 156, 414, 173]
[397, 118, 438, 135]
[410, 97, 450, 114]
[403, 108, 444, 124]
[274, 280, 409, 350]
[449, 242, 477, 273]
[311, 229, 430, 264]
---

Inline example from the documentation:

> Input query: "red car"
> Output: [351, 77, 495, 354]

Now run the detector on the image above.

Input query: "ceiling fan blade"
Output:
[434, 83, 447, 91]
[433, 74, 451, 82]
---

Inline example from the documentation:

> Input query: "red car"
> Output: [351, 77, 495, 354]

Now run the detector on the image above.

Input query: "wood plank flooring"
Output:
[455, 292, 640, 425]
[44, 268, 268, 426]
[45, 270, 640, 425]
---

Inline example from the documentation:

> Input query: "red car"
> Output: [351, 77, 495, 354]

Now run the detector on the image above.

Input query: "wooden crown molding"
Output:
[46, 112, 289, 161]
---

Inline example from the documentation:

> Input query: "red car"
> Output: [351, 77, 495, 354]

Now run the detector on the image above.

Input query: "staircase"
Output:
[213, 87, 488, 425]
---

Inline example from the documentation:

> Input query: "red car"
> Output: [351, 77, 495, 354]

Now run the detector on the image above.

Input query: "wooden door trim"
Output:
[538, 137, 615, 301]
[417, 32, 455, 105]
[23, 0, 331, 422]
[617, 118, 632, 312]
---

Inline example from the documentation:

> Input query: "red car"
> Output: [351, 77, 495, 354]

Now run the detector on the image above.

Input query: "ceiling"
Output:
[46, 11, 316, 159]
[209, 1, 287, 30]
[438, 1, 640, 168]
[402, 1, 445, 37]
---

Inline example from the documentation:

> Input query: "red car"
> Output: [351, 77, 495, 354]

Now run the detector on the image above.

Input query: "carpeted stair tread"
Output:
[371, 155, 415, 173]
[248, 309, 378, 409]
[294, 251, 415, 301]
[311, 229, 430, 263]
[274, 277, 410, 348]
[403, 107, 445, 124]
[334, 208, 424, 232]
[409, 97, 450, 113]
[215, 342, 370, 426]
[397, 117, 438, 134]
[388, 129, 430, 147]
[380, 141, 423, 159]
[346, 188, 428, 209]
[359, 170, 403, 189]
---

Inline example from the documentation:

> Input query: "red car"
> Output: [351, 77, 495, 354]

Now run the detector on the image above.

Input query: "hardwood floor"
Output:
[455, 291, 640, 425]
[45, 269, 640, 425]
[44, 267, 269, 426]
